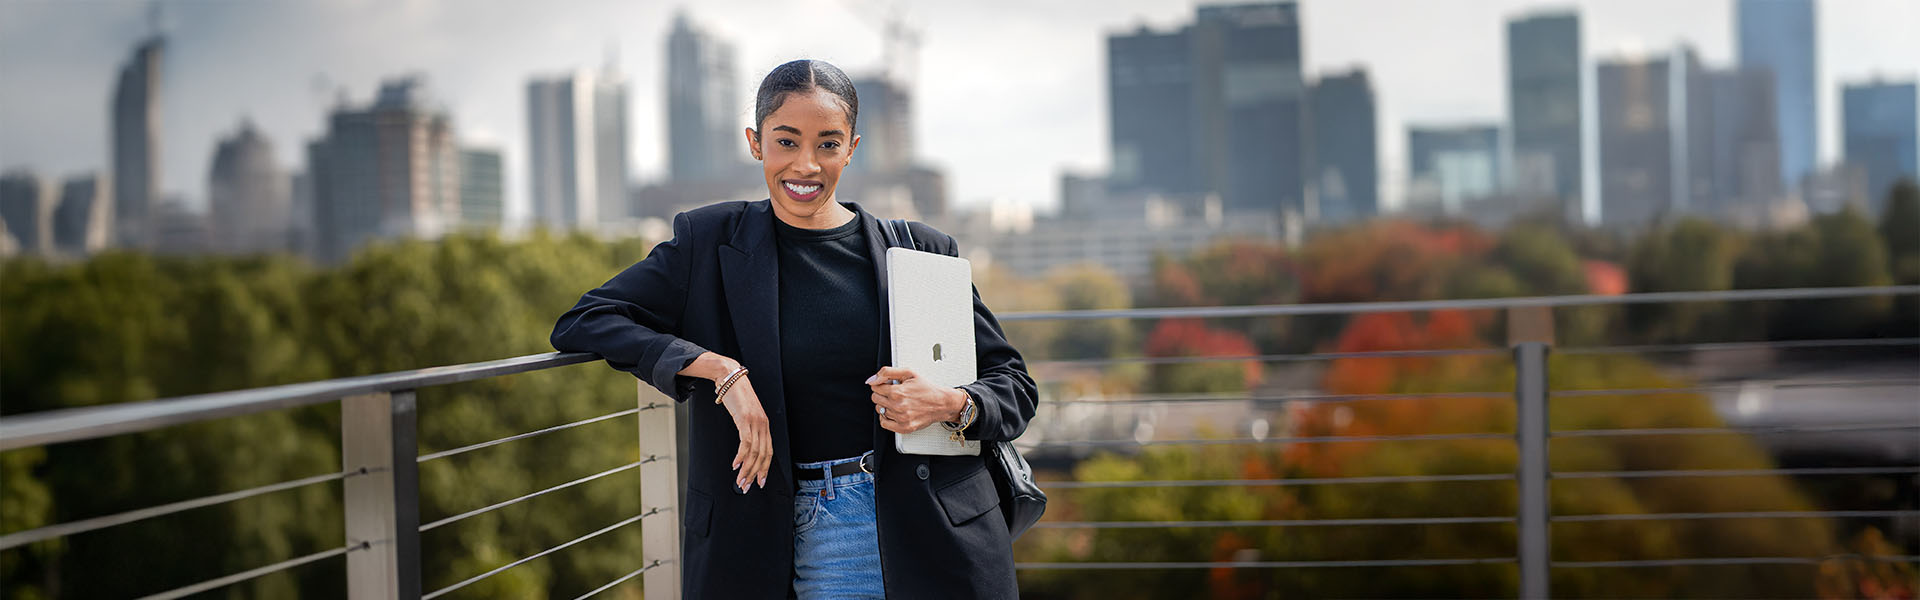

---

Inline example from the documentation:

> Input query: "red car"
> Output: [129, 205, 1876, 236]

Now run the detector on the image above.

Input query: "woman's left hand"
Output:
[867, 366, 965, 434]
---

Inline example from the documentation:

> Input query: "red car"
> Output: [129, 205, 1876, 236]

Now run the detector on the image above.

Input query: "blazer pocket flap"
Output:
[935, 467, 1002, 527]
[686, 488, 714, 537]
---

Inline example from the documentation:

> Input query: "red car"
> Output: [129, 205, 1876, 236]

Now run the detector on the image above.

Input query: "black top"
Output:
[773, 215, 882, 463]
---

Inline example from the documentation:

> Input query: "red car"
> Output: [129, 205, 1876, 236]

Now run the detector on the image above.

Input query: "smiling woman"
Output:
[549, 58, 1038, 599]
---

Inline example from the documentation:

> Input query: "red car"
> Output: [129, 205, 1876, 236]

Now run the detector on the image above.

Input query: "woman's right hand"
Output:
[718, 375, 771, 493]
[680, 352, 771, 493]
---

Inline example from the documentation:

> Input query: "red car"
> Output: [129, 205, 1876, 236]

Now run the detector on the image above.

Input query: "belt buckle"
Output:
[858, 451, 876, 474]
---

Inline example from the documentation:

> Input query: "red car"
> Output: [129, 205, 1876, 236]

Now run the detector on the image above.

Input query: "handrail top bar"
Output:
[997, 285, 1920, 321]
[0, 352, 597, 452]
[4, 284, 1916, 452]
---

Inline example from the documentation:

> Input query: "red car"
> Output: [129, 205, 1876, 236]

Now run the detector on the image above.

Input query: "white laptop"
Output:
[886, 247, 982, 456]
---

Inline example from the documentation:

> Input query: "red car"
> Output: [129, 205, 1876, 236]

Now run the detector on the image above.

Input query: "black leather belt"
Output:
[794, 451, 876, 480]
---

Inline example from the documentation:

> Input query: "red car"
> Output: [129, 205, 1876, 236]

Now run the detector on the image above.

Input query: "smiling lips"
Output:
[782, 180, 823, 202]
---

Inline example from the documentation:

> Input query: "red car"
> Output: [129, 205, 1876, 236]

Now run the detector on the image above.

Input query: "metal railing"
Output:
[0, 285, 1915, 598]
[0, 352, 683, 599]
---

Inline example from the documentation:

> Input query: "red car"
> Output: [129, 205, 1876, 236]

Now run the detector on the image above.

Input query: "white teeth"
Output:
[784, 182, 821, 194]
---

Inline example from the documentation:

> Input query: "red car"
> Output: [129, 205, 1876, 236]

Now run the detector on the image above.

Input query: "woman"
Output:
[550, 59, 1036, 599]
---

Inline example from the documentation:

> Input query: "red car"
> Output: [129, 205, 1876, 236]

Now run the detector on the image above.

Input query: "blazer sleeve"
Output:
[916, 224, 1038, 442]
[550, 212, 710, 400]
[958, 284, 1039, 442]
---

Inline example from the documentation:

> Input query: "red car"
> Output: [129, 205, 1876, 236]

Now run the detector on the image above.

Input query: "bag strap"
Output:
[882, 218, 916, 250]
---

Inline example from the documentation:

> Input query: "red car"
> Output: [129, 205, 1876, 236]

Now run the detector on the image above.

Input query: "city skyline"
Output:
[0, 0, 1914, 226]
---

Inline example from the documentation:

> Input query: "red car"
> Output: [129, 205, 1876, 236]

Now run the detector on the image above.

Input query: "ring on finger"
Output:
[878, 406, 887, 416]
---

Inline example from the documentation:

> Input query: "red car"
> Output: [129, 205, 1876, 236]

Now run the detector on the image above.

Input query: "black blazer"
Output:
[550, 199, 1037, 599]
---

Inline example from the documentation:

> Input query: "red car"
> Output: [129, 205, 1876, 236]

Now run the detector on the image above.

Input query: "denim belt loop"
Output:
[823, 463, 837, 500]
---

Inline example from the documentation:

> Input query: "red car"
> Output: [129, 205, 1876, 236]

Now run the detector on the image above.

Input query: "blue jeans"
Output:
[792, 453, 884, 599]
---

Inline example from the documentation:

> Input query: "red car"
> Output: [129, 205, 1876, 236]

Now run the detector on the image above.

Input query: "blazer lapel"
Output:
[719, 200, 784, 416]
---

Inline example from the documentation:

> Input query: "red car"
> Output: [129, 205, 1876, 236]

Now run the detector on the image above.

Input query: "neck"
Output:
[773, 199, 857, 230]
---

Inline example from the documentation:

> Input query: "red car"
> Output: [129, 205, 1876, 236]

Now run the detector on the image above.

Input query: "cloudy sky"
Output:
[0, 0, 1914, 224]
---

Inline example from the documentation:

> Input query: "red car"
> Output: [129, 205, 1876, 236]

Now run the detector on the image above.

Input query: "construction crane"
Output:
[842, 0, 922, 89]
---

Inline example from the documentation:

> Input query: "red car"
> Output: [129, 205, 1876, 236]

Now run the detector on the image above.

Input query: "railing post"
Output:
[343, 391, 423, 599]
[637, 384, 682, 599]
[1514, 342, 1550, 599]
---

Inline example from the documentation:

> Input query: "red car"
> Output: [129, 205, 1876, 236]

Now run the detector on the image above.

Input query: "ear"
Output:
[845, 133, 861, 166]
[745, 127, 762, 161]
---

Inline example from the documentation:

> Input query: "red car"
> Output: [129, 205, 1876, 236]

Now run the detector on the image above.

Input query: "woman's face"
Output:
[748, 89, 860, 228]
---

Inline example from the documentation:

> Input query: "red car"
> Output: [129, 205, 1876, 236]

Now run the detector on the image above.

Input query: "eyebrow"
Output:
[770, 125, 845, 138]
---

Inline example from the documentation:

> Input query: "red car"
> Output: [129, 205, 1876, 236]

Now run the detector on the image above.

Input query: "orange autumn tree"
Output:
[1140, 318, 1264, 394]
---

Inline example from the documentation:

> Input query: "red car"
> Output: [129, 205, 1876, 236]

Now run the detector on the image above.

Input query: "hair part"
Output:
[753, 59, 859, 135]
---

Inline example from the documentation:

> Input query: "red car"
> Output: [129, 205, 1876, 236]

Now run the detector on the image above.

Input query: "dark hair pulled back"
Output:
[753, 59, 859, 134]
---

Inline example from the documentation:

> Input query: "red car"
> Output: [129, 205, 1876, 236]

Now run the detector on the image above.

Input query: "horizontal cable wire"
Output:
[1553, 510, 1920, 523]
[1552, 424, 1920, 438]
[1041, 473, 1515, 490]
[1554, 466, 1920, 479]
[424, 509, 655, 600]
[1032, 347, 1505, 369]
[419, 406, 650, 463]
[0, 467, 375, 551]
[997, 285, 1920, 322]
[0, 352, 598, 452]
[420, 458, 654, 532]
[1015, 557, 1518, 570]
[1553, 555, 1920, 568]
[1557, 337, 1920, 356]
[1042, 390, 1509, 406]
[137, 540, 368, 600]
[1553, 379, 1920, 397]
[1032, 432, 1511, 449]
[1033, 516, 1514, 529]
[571, 559, 668, 600]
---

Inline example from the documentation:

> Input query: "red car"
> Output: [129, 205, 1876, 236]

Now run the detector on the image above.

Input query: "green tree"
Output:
[1625, 218, 1744, 342]
[1043, 264, 1136, 362]
[1880, 178, 1920, 335]
[0, 232, 659, 599]
[1734, 208, 1894, 339]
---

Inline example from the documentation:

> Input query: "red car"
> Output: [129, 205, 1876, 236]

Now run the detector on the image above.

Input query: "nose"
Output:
[794, 148, 822, 176]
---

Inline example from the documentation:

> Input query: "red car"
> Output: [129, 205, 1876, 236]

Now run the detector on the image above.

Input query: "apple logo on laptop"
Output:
[932, 343, 943, 362]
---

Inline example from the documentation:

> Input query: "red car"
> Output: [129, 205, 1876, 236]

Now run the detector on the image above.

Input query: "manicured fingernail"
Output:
[733, 461, 741, 470]
[758, 476, 767, 487]
[864, 375, 878, 385]
[735, 483, 746, 494]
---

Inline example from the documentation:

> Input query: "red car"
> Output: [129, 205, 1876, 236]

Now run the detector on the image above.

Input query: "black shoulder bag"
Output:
[880, 218, 1047, 539]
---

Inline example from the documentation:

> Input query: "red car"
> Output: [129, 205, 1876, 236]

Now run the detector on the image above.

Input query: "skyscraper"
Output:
[1706, 67, 1782, 222]
[1104, 2, 1306, 218]
[1598, 55, 1671, 227]
[1597, 47, 1719, 228]
[1737, 0, 1817, 186]
[1507, 11, 1583, 218]
[459, 147, 505, 228]
[208, 120, 292, 254]
[0, 170, 54, 255]
[667, 12, 743, 183]
[112, 35, 162, 249]
[527, 67, 629, 229]
[1107, 24, 1198, 195]
[1308, 69, 1378, 223]
[54, 173, 111, 255]
[848, 75, 913, 175]
[1407, 124, 1501, 215]
[1193, 2, 1306, 217]
[307, 78, 461, 262]
[1843, 80, 1919, 211]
